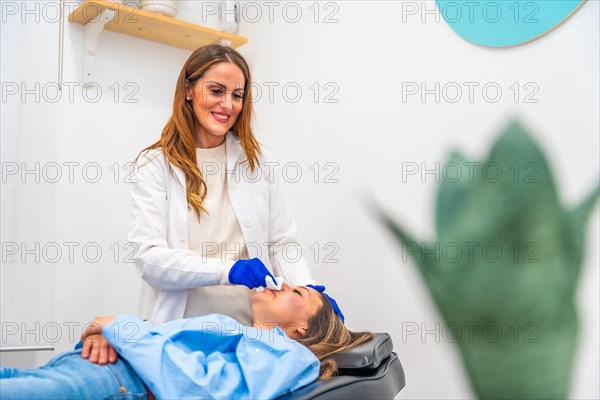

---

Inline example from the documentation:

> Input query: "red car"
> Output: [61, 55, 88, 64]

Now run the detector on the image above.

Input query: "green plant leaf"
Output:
[375, 120, 598, 398]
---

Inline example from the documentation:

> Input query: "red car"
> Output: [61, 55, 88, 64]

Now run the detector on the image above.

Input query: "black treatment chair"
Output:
[279, 333, 406, 400]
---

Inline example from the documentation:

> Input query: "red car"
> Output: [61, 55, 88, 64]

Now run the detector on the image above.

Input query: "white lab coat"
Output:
[129, 131, 314, 325]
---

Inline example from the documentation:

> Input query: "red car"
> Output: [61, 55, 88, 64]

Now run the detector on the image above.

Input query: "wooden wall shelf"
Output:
[68, 0, 248, 84]
[69, 0, 247, 49]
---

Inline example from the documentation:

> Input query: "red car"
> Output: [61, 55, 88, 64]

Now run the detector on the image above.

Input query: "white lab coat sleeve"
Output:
[262, 150, 315, 286]
[128, 150, 233, 290]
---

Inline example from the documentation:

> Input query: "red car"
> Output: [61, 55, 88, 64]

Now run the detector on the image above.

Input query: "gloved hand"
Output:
[228, 258, 275, 289]
[307, 284, 345, 323]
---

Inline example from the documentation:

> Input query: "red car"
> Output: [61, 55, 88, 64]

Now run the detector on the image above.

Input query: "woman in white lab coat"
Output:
[129, 44, 314, 326]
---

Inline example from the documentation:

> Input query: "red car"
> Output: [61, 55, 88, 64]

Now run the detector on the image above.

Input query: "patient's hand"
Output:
[81, 315, 118, 365]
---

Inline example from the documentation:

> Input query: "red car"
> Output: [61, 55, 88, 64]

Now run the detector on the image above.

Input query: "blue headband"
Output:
[307, 284, 345, 323]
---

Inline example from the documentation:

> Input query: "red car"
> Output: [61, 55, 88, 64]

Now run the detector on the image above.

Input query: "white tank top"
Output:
[183, 141, 253, 325]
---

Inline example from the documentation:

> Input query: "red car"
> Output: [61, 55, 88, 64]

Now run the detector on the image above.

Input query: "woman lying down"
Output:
[0, 283, 372, 399]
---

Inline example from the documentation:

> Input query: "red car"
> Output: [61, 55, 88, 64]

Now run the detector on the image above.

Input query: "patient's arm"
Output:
[80, 316, 118, 365]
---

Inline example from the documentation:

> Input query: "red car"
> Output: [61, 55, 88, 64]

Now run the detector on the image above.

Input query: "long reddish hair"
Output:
[134, 44, 261, 221]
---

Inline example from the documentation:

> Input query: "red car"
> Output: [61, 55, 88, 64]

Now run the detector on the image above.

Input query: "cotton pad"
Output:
[255, 276, 284, 292]
[266, 275, 284, 290]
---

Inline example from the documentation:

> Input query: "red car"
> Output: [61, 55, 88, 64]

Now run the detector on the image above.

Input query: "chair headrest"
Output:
[331, 333, 394, 370]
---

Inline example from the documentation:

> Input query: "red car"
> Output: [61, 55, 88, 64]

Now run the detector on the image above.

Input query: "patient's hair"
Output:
[296, 293, 373, 379]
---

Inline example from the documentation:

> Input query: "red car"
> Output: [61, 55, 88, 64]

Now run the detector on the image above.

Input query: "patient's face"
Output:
[251, 283, 322, 338]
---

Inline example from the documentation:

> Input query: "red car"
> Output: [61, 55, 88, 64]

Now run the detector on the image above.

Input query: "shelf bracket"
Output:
[218, 38, 232, 47]
[83, 8, 115, 86]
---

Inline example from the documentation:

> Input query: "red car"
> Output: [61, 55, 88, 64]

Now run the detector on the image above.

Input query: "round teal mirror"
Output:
[435, 0, 587, 47]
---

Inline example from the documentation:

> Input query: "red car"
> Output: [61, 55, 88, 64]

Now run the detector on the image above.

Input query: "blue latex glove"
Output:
[228, 258, 275, 289]
[307, 284, 345, 323]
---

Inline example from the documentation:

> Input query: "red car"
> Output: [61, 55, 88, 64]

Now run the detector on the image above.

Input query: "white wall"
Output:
[1, 1, 598, 398]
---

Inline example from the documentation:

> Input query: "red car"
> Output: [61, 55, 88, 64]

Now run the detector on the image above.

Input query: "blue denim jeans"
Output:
[0, 349, 148, 400]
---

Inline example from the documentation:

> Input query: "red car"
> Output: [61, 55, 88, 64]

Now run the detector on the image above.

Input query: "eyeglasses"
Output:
[188, 79, 246, 103]
[205, 85, 245, 103]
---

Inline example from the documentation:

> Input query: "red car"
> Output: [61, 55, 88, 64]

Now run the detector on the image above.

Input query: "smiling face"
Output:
[185, 62, 245, 148]
[251, 283, 323, 339]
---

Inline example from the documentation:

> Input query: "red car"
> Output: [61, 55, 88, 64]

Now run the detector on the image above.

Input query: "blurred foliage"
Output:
[376, 120, 599, 399]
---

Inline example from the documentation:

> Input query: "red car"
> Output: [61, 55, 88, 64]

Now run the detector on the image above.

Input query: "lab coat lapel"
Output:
[167, 163, 188, 251]
[225, 131, 243, 170]
[172, 165, 186, 188]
